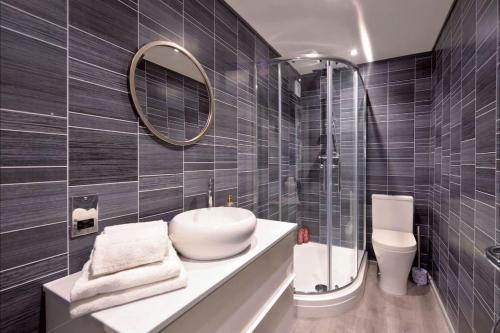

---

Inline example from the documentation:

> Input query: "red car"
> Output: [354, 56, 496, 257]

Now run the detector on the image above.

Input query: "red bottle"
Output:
[303, 226, 310, 243]
[297, 227, 304, 245]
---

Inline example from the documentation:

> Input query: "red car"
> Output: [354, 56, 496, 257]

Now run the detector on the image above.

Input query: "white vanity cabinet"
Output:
[43, 220, 296, 333]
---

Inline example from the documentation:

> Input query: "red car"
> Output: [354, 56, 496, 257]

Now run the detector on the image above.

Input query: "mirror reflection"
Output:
[132, 44, 211, 143]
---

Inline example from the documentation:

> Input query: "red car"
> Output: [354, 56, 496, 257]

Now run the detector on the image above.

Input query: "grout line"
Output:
[0, 253, 68, 273]
[1, 221, 66, 235]
[139, 11, 182, 41]
[68, 125, 137, 136]
[0, 165, 66, 169]
[0, 25, 67, 50]
[0, 269, 68, 293]
[68, 180, 138, 188]
[69, 76, 128, 93]
[116, 0, 136, 12]
[68, 25, 134, 54]
[0, 108, 67, 119]
[0, 180, 66, 186]
[69, 57, 127, 77]
[0, 1, 67, 30]
[0, 128, 67, 136]
[68, 111, 137, 124]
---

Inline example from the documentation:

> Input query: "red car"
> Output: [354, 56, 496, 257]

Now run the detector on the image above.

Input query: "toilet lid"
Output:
[372, 229, 417, 252]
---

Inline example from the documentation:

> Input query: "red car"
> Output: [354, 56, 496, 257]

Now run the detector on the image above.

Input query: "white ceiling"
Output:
[226, 0, 454, 64]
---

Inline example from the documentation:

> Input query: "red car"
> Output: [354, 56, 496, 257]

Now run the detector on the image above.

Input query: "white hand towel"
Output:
[103, 220, 171, 257]
[70, 267, 188, 318]
[90, 231, 168, 277]
[71, 248, 182, 301]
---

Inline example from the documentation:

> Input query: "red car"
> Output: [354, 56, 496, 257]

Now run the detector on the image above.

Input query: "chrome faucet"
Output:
[208, 177, 214, 208]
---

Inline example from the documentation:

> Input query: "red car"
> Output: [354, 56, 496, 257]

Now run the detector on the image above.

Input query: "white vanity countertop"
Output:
[43, 219, 296, 333]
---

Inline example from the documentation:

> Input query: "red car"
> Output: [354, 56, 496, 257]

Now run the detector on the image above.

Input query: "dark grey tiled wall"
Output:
[0, 0, 279, 331]
[430, 0, 499, 331]
[360, 52, 433, 268]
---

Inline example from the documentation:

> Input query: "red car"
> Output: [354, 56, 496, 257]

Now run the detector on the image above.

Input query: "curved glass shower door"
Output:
[265, 56, 366, 294]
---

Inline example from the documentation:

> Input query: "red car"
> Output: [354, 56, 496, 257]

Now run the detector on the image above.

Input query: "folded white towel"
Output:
[103, 220, 171, 257]
[70, 267, 188, 318]
[71, 247, 182, 301]
[90, 230, 169, 277]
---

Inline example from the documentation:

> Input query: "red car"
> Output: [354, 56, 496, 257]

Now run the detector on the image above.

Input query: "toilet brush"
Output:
[411, 226, 428, 285]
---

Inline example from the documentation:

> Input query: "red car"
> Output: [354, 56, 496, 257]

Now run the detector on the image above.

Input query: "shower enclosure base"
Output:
[293, 243, 367, 318]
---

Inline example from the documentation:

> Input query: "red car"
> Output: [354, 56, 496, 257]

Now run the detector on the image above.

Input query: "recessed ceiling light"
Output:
[174, 49, 180, 53]
[350, 49, 358, 56]
[304, 51, 319, 58]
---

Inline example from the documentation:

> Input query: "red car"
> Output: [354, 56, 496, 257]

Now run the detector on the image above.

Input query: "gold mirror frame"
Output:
[128, 41, 215, 146]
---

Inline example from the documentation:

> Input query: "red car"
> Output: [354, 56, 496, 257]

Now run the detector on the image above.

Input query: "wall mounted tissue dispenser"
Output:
[71, 195, 98, 238]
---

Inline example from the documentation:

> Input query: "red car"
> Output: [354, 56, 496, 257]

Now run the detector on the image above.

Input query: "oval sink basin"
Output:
[169, 207, 257, 260]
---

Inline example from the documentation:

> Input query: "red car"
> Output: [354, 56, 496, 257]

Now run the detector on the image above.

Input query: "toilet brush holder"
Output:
[412, 225, 428, 286]
[412, 267, 428, 285]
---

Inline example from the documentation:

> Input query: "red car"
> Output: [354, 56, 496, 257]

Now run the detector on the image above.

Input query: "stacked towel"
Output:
[70, 221, 187, 318]
[90, 221, 170, 276]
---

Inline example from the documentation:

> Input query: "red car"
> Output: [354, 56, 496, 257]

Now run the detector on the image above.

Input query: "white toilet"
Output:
[372, 194, 417, 295]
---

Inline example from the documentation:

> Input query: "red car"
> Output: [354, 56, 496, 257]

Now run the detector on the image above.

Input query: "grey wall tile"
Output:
[69, 78, 136, 122]
[139, 187, 183, 219]
[0, 3, 66, 48]
[0, 254, 66, 290]
[0, 130, 66, 167]
[139, 0, 182, 37]
[69, 0, 137, 51]
[0, 110, 66, 135]
[0, 182, 67, 232]
[2, 0, 66, 26]
[139, 134, 182, 175]
[69, 27, 133, 75]
[0, 222, 66, 270]
[0, 28, 66, 117]
[69, 127, 137, 185]
[0, 270, 67, 333]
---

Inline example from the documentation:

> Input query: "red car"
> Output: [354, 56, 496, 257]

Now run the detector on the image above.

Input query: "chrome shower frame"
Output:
[269, 54, 367, 295]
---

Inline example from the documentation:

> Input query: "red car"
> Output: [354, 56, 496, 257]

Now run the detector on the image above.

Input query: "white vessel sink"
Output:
[169, 207, 257, 260]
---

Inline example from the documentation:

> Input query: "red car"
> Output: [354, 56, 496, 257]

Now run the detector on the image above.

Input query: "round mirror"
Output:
[129, 41, 214, 146]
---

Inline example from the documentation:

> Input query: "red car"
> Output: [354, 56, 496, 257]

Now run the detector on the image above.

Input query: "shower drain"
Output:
[315, 284, 328, 292]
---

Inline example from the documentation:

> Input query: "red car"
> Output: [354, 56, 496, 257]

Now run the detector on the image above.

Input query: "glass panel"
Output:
[356, 71, 367, 269]
[327, 62, 358, 287]
[276, 60, 331, 293]
[268, 58, 367, 294]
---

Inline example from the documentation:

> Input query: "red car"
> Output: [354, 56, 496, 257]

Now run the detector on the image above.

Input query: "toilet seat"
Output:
[372, 229, 416, 252]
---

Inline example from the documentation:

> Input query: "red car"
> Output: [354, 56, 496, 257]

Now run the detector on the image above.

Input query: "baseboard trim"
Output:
[429, 277, 455, 333]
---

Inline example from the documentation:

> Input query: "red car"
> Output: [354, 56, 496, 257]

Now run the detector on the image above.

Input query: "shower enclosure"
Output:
[259, 55, 367, 298]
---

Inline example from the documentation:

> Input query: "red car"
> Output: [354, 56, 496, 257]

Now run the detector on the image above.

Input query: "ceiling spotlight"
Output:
[350, 49, 358, 56]
[304, 51, 319, 58]
[174, 49, 180, 53]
